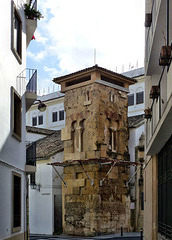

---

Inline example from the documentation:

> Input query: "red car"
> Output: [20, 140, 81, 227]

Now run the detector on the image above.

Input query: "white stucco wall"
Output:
[26, 132, 47, 143]
[128, 124, 145, 202]
[0, 0, 28, 239]
[29, 152, 64, 235]
[26, 96, 65, 130]
[128, 75, 145, 117]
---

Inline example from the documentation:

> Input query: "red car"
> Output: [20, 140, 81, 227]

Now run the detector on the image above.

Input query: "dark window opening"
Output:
[52, 112, 58, 122]
[32, 117, 37, 126]
[13, 88, 22, 140]
[59, 110, 64, 121]
[141, 192, 144, 210]
[26, 142, 36, 166]
[86, 91, 90, 101]
[30, 173, 36, 185]
[136, 91, 144, 104]
[66, 75, 91, 87]
[158, 135, 172, 239]
[101, 75, 124, 87]
[128, 94, 134, 106]
[12, 4, 22, 63]
[113, 131, 116, 151]
[109, 128, 112, 150]
[38, 115, 43, 125]
[13, 174, 21, 230]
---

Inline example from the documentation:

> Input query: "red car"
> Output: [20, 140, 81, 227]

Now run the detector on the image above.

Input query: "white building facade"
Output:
[0, 0, 37, 239]
[26, 92, 65, 130]
[144, 1, 172, 239]
[123, 68, 145, 231]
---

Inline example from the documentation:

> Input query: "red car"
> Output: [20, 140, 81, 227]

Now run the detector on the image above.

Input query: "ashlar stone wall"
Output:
[61, 81, 130, 236]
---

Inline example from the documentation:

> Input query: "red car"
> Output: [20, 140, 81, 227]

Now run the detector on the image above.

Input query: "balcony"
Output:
[16, 68, 37, 111]
[26, 142, 36, 173]
[145, 0, 167, 75]
[25, 0, 38, 48]
[145, 63, 172, 155]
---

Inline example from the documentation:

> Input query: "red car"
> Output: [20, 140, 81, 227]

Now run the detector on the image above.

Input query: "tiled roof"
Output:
[122, 67, 145, 78]
[36, 131, 63, 159]
[26, 126, 56, 135]
[37, 91, 65, 102]
[53, 65, 137, 84]
[128, 114, 145, 128]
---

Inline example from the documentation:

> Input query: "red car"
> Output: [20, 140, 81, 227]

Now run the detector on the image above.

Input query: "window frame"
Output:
[38, 115, 43, 125]
[136, 91, 144, 105]
[52, 111, 58, 122]
[32, 116, 37, 126]
[12, 87, 22, 141]
[59, 110, 64, 121]
[12, 172, 21, 233]
[12, 2, 22, 64]
[128, 94, 134, 106]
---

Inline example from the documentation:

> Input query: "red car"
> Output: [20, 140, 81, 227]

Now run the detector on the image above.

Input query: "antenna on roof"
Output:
[94, 48, 96, 65]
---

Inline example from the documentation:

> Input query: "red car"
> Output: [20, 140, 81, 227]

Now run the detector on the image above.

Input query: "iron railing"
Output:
[26, 142, 36, 166]
[145, 0, 161, 64]
[158, 135, 172, 239]
[31, 0, 37, 11]
[16, 68, 37, 95]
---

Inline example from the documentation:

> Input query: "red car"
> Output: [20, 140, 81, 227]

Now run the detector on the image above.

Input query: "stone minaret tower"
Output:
[53, 65, 136, 236]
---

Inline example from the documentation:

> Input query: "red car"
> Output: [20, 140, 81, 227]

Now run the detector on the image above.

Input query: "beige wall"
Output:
[4, 232, 26, 240]
[144, 155, 158, 240]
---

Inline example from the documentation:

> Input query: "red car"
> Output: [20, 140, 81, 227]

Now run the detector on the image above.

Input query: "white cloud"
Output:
[34, 31, 48, 45]
[33, 0, 145, 80]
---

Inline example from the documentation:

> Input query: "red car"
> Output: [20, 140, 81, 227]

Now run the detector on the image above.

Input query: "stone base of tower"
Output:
[62, 163, 130, 236]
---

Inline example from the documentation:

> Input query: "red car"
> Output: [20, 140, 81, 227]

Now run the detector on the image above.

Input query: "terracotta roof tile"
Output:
[36, 131, 63, 159]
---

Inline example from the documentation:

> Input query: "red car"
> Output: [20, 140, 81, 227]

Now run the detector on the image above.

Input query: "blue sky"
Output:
[26, 0, 145, 95]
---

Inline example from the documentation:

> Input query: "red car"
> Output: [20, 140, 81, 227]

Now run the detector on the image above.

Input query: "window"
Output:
[52, 112, 58, 122]
[59, 110, 64, 121]
[32, 117, 37, 126]
[12, 87, 22, 141]
[136, 91, 144, 104]
[86, 91, 90, 101]
[12, 3, 22, 63]
[38, 115, 43, 125]
[110, 92, 114, 102]
[128, 94, 134, 106]
[109, 128, 117, 152]
[12, 172, 21, 232]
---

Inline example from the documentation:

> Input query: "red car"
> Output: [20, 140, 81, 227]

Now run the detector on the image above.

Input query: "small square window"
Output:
[12, 3, 22, 64]
[59, 110, 64, 121]
[12, 87, 22, 141]
[12, 172, 21, 232]
[52, 112, 58, 122]
[136, 92, 144, 104]
[38, 115, 43, 125]
[128, 94, 134, 106]
[32, 117, 37, 126]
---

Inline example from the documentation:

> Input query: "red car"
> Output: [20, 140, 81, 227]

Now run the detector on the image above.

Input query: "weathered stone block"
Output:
[61, 127, 71, 141]
[67, 178, 86, 188]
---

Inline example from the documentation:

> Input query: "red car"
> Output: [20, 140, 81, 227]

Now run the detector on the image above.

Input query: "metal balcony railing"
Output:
[26, 142, 36, 166]
[16, 68, 37, 95]
[31, 0, 37, 12]
[145, 62, 172, 146]
[145, 0, 161, 64]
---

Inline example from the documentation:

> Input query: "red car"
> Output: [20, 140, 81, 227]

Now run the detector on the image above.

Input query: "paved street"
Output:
[30, 232, 142, 240]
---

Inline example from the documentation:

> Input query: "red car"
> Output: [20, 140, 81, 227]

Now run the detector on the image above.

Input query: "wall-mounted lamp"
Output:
[30, 183, 40, 191]
[36, 99, 47, 112]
